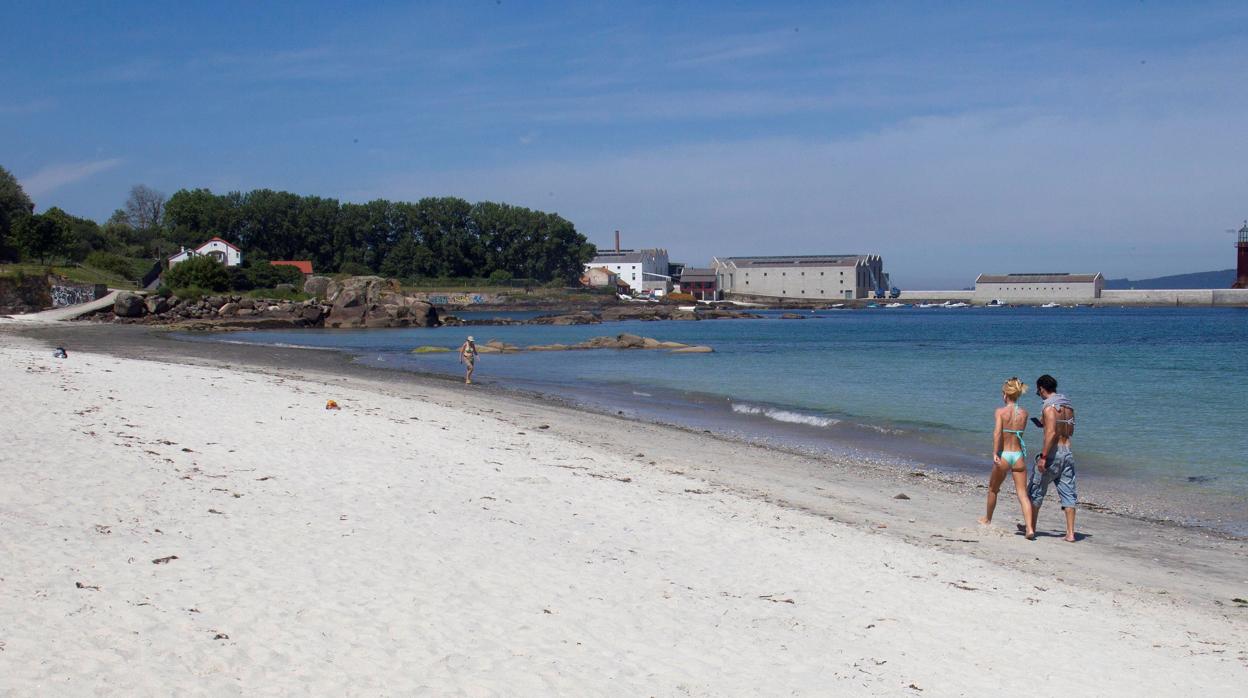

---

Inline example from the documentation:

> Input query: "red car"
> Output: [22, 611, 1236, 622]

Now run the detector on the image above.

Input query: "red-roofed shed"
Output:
[271, 260, 314, 275]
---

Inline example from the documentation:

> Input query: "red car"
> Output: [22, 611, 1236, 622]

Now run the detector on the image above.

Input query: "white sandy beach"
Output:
[1, 332, 1246, 696]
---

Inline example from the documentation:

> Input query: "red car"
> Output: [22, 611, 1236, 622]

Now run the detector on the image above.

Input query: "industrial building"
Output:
[585, 231, 671, 293]
[712, 255, 886, 300]
[973, 273, 1104, 303]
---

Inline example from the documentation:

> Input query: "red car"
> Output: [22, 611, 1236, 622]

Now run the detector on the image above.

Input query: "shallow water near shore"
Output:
[187, 306, 1248, 535]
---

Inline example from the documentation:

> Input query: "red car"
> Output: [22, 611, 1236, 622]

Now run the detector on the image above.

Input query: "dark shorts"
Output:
[1028, 445, 1077, 508]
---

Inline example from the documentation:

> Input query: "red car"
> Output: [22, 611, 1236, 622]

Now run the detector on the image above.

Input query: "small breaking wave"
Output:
[731, 402, 840, 428]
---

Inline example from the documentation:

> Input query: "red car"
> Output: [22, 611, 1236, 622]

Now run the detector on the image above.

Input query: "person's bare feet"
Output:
[977, 516, 991, 525]
[1064, 534, 1076, 542]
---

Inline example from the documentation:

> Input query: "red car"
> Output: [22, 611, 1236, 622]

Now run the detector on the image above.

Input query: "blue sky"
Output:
[3, 1, 1247, 287]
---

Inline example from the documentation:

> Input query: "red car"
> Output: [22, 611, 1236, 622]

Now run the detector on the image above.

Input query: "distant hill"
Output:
[1104, 269, 1236, 290]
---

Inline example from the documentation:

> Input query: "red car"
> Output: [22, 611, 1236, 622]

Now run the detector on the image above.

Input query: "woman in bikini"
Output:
[979, 377, 1036, 539]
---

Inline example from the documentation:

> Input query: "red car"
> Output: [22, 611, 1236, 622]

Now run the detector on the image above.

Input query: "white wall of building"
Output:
[714, 256, 883, 300]
[584, 249, 669, 292]
[168, 238, 242, 268]
[972, 275, 1103, 303]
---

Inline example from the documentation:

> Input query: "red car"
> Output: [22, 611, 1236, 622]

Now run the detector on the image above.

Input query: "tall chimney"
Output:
[615, 230, 620, 253]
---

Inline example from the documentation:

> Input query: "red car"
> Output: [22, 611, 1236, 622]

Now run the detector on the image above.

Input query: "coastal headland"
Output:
[1, 321, 1245, 694]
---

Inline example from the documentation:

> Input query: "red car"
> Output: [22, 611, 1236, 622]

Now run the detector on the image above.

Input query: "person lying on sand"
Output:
[980, 377, 1036, 539]
[459, 336, 478, 384]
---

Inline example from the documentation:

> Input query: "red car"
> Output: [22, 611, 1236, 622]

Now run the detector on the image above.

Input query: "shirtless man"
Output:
[1028, 374, 1078, 541]
[459, 336, 478, 384]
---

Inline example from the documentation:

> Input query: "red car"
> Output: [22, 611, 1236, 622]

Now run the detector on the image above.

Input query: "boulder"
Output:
[218, 302, 240, 317]
[671, 345, 714, 353]
[145, 296, 170, 315]
[238, 298, 256, 310]
[274, 283, 295, 293]
[298, 305, 325, 323]
[325, 276, 392, 306]
[114, 292, 146, 318]
[303, 276, 331, 300]
[407, 300, 439, 327]
[205, 296, 227, 310]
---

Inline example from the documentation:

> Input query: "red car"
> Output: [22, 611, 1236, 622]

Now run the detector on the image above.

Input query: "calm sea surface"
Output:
[191, 307, 1248, 535]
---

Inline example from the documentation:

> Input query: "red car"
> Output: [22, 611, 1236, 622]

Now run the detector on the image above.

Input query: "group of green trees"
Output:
[0, 163, 597, 286]
[163, 189, 595, 283]
[1, 167, 182, 276]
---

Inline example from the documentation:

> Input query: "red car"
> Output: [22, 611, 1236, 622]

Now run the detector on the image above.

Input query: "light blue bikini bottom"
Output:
[1000, 451, 1024, 467]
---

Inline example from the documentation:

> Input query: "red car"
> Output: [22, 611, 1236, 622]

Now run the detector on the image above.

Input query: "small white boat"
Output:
[884, 302, 905, 308]
[677, 305, 697, 311]
[916, 303, 939, 309]
[1040, 302, 1061, 308]
[947, 302, 969, 308]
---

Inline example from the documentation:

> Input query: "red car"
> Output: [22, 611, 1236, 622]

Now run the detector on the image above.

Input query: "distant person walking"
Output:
[1029, 374, 1078, 541]
[459, 336, 478, 384]
[979, 377, 1036, 539]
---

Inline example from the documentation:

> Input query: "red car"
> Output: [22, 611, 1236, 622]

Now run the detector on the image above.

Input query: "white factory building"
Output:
[585, 248, 671, 293]
[712, 255, 886, 300]
[973, 273, 1104, 303]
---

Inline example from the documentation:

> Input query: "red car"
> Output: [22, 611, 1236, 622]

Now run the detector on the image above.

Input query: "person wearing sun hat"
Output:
[458, 336, 479, 384]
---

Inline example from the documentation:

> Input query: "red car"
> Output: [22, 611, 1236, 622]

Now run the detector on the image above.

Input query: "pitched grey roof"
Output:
[680, 267, 716, 282]
[722, 255, 866, 268]
[976, 273, 1102, 284]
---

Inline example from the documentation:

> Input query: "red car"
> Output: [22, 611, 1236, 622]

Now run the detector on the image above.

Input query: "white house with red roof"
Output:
[167, 237, 242, 268]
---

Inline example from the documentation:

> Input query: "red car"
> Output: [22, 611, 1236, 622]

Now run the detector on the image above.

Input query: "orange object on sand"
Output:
[326, 400, 340, 410]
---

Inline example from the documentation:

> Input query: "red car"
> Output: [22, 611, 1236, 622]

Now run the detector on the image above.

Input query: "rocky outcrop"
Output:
[528, 311, 600, 326]
[303, 276, 331, 300]
[114, 292, 147, 318]
[323, 276, 439, 329]
[417, 334, 712, 355]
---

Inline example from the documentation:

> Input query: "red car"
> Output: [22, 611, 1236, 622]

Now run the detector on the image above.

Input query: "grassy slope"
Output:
[0, 263, 140, 290]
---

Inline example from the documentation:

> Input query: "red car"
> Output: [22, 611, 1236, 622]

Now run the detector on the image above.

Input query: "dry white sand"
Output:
[1, 335, 1245, 696]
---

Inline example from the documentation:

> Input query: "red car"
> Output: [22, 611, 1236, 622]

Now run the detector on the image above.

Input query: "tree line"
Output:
[0, 164, 597, 284]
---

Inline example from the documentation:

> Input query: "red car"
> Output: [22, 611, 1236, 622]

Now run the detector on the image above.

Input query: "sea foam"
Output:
[732, 402, 840, 428]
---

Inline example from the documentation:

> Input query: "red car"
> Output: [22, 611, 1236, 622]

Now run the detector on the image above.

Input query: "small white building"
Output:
[167, 237, 242, 268]
[973, 273, 1104, 303]
[585, 248, 670, 293]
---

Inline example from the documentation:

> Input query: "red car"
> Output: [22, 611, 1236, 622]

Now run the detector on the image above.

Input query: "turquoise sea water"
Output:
[195, 307, 1248, 534]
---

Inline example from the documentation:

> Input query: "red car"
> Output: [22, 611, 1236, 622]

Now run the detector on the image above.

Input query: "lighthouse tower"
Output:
[1236, 221, 1248, 289]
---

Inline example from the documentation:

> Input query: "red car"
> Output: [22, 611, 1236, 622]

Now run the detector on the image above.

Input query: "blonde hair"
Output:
[1002, 377, 1027, 401]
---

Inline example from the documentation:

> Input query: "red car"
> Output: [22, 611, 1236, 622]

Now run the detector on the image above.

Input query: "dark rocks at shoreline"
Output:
[92, 293, 333, 329]
[434, 333, 712, 354]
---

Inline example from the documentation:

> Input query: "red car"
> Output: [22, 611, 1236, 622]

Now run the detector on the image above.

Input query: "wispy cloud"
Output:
[21, 159, 124, 198]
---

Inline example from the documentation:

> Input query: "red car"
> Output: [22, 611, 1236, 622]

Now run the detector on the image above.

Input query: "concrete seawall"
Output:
[896, 289, 1248, 306]
[1096, 289, 1248, 306]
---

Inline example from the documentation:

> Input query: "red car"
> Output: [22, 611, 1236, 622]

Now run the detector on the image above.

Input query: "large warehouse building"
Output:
[712, 255, 886, 300]
[973, 273, 1104, 303]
